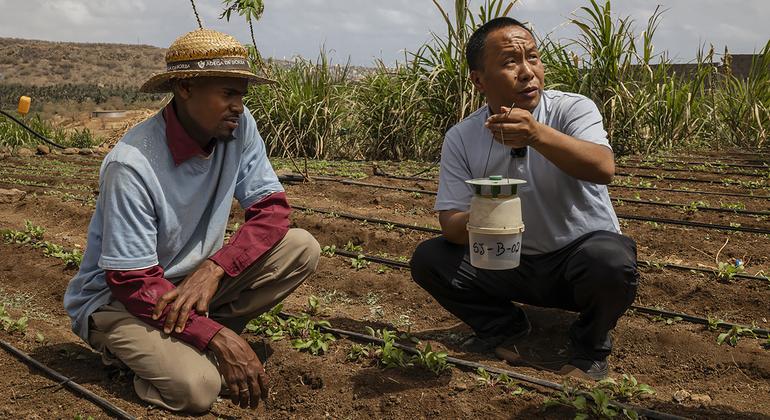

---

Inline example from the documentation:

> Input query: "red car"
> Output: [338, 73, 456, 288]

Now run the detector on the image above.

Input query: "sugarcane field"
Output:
[0, 0, 769, 419]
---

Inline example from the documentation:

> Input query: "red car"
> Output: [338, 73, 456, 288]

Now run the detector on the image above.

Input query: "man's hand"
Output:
[485, 106, 543, 148]
[209, 328, 269, 409]
[152, 259, 225, 334]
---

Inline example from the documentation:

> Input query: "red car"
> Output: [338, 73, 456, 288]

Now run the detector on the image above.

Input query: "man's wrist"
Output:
[206, 259, 226, 280]
[529, 121, 548, 148]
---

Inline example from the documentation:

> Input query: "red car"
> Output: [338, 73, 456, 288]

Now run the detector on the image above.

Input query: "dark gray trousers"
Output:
[410, 230, 638, 360]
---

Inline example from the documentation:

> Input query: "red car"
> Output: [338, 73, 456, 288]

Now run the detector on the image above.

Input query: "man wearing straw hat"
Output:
[64, 28, 320, 412]
[410, 17, 638, 381]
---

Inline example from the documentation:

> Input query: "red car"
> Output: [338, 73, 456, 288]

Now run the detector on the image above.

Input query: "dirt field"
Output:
[0, 149, 769, 419]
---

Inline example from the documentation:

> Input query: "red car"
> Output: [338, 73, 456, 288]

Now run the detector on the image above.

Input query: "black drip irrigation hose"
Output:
[611, 184, 770, 200]
[0, 339, 136, 420]
[0, 110, 66, 149]
[612, 197, 770, 217]
[616, 172, 767, 188]
[615, 213, 770, 235]
[294, 194, 770, 237]
[358, 172, 770, 200]
[616, 164, 769, 178]
[621, 158, 769, 170]
[323, 249, 770, 338]
[637, 260, 768, 282]
[299, 318, 688, 420]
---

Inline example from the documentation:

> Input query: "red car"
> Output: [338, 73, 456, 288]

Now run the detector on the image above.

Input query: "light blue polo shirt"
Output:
[435, 89, 620, 255]
[63, 106, 283, 343]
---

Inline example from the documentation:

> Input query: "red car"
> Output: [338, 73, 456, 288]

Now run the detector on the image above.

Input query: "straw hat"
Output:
[140, 28, 273, 93]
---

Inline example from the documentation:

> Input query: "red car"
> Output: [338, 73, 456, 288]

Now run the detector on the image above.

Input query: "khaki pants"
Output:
[88, 229, 320, 413]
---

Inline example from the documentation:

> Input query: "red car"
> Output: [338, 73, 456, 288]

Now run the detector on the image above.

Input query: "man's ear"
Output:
[470, 70, 485, 94]
[173, 79, 194, 100]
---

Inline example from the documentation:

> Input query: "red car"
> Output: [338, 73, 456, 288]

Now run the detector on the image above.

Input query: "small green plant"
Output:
[717, 325, 758, 347]
[413, 342, 452, 375]
[245, 304, 336, 355]
[364, 327, 411, 369]
[384, 223, 396, 232]
[720, 201, 746, 211]
[321, 245, 336, 257]
[717, 259, 745, 281]
[544, 382, 642, 420]
[474, 368, 523, 395]
[598, 374, 655, 400]
[307, 295, 320, 315]
[351, 254, 370, 270]
[0, 305, 28, 333]
[707, 315, 724, 331]
[343, 240, 363, 253]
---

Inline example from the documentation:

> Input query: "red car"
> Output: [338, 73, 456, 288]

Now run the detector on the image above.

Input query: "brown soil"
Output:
[0, 152, 769, 418]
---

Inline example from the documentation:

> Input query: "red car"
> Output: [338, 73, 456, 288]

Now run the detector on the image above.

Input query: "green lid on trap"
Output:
[465, 176, 526, 198]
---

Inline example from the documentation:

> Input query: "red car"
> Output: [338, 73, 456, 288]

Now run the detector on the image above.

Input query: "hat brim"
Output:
[139, 69, 275, 93]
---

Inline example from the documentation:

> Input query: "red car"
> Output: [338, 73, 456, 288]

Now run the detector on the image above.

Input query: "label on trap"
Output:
[471, 241, 522, 257]
[468, 231, 523, 270]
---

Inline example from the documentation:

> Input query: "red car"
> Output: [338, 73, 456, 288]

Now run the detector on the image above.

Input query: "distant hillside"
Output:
[0, 37, 375, 88]
[0, 37, 166, 87]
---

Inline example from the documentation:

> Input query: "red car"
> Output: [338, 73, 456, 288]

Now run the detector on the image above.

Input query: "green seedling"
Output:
[343, 241, 363, 253]
[413, 342, 452, 375]
[35, 332, 45, 343]
[246, 304, 336, 355]
[707, 316, 724, 331]
[351, 254, 370, 270]
[307, 295, 320, 315]
[717, 260, 744, 281]
[717, 325, 758, 347]
[384, 223, 396, 232]
[0, 305, 27, 333]
[720, 201, 746, 211]
[544, 381, 643, 420]
[364, 327, 410, 369]
[598, 374, 655, 401]
[321, 245, 336, 257]
[411, 192, 423, 199]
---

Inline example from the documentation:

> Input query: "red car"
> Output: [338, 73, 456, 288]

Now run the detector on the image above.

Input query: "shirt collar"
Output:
[164, 102, 216, 166]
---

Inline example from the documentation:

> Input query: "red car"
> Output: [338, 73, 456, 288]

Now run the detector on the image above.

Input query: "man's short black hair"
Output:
[466, 17, 534, 72]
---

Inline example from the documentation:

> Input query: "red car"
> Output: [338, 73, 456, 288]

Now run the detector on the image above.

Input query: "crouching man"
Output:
[410, 17, 638, 380]
[64, 29, 320, 412]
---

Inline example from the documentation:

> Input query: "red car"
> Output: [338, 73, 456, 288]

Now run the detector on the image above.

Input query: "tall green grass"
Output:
[243, 0, 768, 161]
[0, 113, 98, 149]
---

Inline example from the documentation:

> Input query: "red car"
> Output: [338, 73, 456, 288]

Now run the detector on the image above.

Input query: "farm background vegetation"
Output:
[1, 0, 768, 158]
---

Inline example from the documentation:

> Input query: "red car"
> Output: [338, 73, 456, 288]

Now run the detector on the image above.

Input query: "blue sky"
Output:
[0, 0, 767, 65]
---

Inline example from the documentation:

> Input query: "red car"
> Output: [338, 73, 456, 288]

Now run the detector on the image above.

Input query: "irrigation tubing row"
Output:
[353, 173, 770, 200]
[328, 249, 770, 338]
[612, 197, 770, 217]
[314, 178, 770, 217]
[0, 110, 67, 149]
[616, 164, 768, 178]
[621, 158, 769, 170]
[615, 172, 766, 187]
[283, 313, 687, 420]
[305, 207, 769, 282]
[295, 191, 770, 235]
[0, 339, 135, 420]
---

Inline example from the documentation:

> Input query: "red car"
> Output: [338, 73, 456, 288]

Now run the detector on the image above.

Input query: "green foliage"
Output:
[364, 327, 411, 369]
[307, 295, 320, 315]
[717, 325, 758, 347]
[350, 254, 370, 270]
[651, 315, 683, 325]
[321, 245, 337, 257]
[474, 368, 524, 395]
[413, 342, 452, 375]
[0, 305, 28, 333]
[245, 304, 336, 355]
[343, 241, 363, 253]
[544, 378, 650, 420]
[1, 221, 82, 268]
[717, 260, 745, 281]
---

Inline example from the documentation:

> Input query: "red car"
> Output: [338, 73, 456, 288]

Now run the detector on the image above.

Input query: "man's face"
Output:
[470, 26, 545, 113]
[178, 77, 248, 142]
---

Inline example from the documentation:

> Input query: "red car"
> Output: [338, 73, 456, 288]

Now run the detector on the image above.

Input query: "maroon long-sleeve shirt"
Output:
[105, 103, 290, 352]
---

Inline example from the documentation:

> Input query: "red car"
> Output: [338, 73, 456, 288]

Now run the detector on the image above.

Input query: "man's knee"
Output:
[576, 231, 638, 290]
[162, 367, 221, 413]
[411, 237, 453, 286]
[284, 228, 321, 273]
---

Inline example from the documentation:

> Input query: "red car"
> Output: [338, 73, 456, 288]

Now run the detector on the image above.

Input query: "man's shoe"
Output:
[461, 315, 531, 354]
[561, 357, 609, 381]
